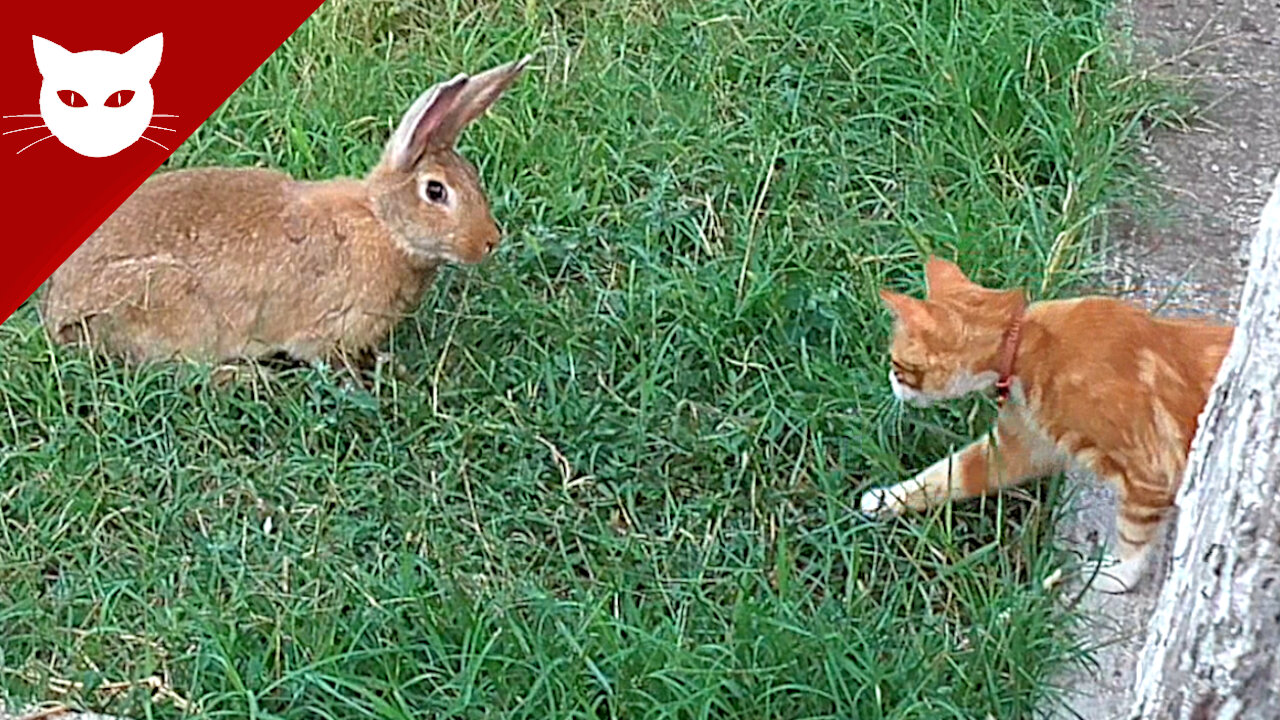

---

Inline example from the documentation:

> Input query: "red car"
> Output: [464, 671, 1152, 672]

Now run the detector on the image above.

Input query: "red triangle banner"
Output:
[0, 0, 327, 325]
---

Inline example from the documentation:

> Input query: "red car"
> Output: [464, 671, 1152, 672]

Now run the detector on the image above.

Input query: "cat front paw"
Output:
[860, 486, 905, 518]
[1080, 556, 1142, 594]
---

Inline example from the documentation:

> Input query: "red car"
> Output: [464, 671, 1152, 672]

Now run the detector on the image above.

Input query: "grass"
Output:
[0, 0, 1181, 717]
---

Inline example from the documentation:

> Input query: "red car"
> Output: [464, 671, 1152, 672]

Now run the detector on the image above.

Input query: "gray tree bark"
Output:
[1128, 170, 1280, 719]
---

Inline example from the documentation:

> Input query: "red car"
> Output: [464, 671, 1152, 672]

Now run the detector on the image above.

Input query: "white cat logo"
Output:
[3, 34, 177, 158]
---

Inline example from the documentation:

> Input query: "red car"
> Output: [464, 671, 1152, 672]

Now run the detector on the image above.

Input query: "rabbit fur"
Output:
[40, 54, 533, 367]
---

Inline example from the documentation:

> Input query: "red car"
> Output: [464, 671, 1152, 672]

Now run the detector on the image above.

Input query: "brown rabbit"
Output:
[40, 54, 533, 368]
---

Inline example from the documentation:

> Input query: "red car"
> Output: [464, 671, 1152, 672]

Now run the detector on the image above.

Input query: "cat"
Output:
[21, 34, 166, 157]
[860, 256, 1234, 593]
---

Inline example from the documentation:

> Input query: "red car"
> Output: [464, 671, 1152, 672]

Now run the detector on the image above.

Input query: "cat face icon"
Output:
[29, 34, 166, 158]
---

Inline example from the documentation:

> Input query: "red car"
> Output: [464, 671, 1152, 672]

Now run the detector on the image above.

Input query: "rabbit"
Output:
[40, 54, 533, 369]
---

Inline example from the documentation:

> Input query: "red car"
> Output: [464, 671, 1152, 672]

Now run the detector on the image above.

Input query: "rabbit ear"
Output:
[427, 53, 534, 150]
[384, 73, 471, 172]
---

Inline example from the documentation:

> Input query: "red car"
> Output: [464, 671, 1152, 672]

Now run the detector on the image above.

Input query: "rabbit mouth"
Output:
[416, 249, 464, 264]
[392, 233, 489, 265]
[438, 243, 491, 265]
[392, 238, 465, 266]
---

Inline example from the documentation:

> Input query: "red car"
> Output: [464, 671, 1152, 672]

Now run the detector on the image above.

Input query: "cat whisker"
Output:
[3, 114, 44, 119]
[2, 125, 48, 135]
[140, 135, 170, 151]
[152, 114, 179, 118]
[16, 134, 54, 155]
[148, 125, 176, 132]
[872, 392, 907, 441]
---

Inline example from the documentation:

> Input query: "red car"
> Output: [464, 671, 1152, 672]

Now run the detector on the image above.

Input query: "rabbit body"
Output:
[43, 167, 435, 363]
[41, 55, 532, 366]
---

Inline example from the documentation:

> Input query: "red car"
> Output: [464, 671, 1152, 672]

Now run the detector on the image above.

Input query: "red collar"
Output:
[995, 308, 1025, 407]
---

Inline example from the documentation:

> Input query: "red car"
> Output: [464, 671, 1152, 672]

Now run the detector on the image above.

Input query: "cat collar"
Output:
[995, 307, 1024, 407]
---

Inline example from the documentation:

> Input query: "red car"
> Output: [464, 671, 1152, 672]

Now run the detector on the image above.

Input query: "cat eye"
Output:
[105, 90, 136, 108]
[56, 90, 87, 108]
[891, 360, 921, 388]
[424, 179, 448, 204]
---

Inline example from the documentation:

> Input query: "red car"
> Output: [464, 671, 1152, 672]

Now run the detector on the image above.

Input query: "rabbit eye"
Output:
[423, 180, 448, 204]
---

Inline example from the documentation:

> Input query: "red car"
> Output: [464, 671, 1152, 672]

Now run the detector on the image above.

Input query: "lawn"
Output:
[0, 0, 1178, 717]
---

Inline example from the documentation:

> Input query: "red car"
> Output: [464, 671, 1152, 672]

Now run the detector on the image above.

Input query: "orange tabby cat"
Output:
[861, 256, 1234, 593]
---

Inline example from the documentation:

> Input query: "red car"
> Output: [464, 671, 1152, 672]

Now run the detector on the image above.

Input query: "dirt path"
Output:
[1052, 1, 1279, 717]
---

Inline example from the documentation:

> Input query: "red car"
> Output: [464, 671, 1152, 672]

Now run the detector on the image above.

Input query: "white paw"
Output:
[1081, 556, 1141, 594]
[860, 486, 904, 518]
[1041, 567, 1066, 592]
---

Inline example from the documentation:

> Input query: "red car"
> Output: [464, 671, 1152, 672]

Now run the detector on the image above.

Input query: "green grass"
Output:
[1, 0, 1180, 717]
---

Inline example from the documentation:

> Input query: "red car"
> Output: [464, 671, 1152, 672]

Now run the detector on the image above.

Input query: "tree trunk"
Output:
[1128, 170, 1280, 719]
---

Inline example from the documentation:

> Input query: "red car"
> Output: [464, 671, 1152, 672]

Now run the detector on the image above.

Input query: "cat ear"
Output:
[924, 255, 972, 297]
[880, 289, 931, 326]
[124, 33, 163, 79]
[32, 36, 72, 76]
[427, 54, 534, 150]
[1000, 288, 1028, 314]
[383, 73, 471, 172]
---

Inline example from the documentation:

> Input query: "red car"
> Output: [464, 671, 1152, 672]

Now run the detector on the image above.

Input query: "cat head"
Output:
[879, 256, 1025, 407]
[32, 34, 163, 158]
